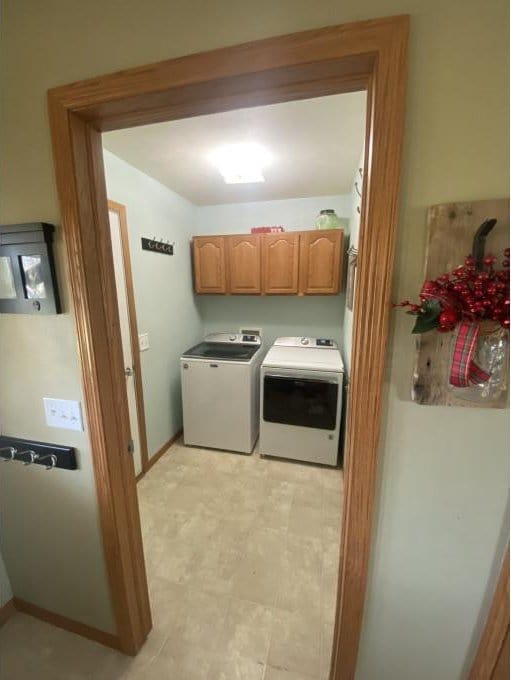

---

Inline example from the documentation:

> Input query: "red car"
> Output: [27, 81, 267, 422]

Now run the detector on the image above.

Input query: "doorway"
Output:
[47, 16, 409, 679]
[100, 90, 365, 678]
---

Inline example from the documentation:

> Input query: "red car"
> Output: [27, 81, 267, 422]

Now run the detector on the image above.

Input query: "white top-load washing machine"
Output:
[181, 332, 263, 454]
[259, 337, 344, 466]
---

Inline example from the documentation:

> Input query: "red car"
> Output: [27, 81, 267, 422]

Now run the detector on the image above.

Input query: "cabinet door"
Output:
[299, 230, 343, 295]
[193, 236, 226, 293]
[261, 233, 300, 294]
[227, 235, 261, 294]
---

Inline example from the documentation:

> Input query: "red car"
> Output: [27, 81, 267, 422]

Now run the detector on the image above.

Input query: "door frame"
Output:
[47, 16, 409, 676]
[469, 547, 509, 680]
[107, 200, 150, 475]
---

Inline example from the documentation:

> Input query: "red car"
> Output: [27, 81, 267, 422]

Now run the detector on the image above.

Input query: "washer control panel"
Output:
[204, 332, 261, 346]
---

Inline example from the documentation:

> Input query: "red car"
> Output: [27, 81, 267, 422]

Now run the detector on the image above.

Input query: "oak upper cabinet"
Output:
[227, 234, 261, 294]
[299, 229, 343, 295]
[261, 233, 300, 294]
[192, 236, 227, 293]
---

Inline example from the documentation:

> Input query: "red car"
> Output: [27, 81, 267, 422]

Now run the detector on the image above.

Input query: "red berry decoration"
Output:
[439, 309, 459, 330]
[395, 247, 510, 333]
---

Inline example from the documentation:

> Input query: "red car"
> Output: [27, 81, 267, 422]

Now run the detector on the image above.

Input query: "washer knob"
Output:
[300, 337, 309, 345]
[229, 335, 237, 341]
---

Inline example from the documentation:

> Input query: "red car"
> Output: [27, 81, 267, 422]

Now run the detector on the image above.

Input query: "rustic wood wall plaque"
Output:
[412, 199, 509, 408]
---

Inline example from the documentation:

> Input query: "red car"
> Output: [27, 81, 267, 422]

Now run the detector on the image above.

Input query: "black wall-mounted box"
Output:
[0, 222, 61, 314]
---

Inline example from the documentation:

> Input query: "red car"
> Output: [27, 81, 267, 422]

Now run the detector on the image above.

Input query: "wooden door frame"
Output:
[469, 547, 509, 680]
[107, 200, 150, 474]
[47, 16, 409, 676]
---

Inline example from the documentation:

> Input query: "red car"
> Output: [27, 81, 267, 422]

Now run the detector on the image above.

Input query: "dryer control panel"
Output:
[274, 337, 338, 349]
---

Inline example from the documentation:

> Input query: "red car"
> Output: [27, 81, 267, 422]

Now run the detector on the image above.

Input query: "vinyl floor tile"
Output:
[0, 440, 342, 680]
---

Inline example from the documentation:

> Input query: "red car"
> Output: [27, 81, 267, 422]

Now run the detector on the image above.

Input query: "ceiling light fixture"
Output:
[210, 142, 271, 184]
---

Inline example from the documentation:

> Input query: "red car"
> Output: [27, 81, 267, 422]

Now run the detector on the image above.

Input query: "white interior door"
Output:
[108, 207, 143, 476]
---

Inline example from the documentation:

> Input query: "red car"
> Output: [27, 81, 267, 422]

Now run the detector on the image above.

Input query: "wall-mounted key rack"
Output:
[0, 436, 77, 470]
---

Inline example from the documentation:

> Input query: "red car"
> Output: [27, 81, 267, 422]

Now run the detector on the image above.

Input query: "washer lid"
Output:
[182, 342, 260, 361]
[263, 345, 344, 372]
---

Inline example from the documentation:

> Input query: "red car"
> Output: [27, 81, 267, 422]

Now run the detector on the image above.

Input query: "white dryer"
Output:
[181, 332, 263, 454]
[259, 337, 344, 466]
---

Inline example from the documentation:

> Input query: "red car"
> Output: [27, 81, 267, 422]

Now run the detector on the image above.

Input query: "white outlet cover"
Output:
[43, 398, 84, 432]
[139, 333, 150, 351]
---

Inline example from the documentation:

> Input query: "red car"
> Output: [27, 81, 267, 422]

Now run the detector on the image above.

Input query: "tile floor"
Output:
[0, 439, 343, 679]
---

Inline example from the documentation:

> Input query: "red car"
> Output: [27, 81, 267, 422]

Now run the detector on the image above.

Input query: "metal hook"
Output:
[355, 181, 362, 198]
[0, 446, 17, 461]
[38, 454, 58, 470]
[16, 449, 39, 465]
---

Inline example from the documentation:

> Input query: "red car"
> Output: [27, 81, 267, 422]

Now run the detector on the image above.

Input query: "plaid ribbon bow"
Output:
[449, 321, 490, 387]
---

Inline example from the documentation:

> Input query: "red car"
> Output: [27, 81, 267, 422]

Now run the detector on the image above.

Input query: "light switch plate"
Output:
[43, 398, 84, 431]
[139, 333, 150, 351]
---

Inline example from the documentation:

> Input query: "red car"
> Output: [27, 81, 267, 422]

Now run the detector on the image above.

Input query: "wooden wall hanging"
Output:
[412, 199, 509, 407]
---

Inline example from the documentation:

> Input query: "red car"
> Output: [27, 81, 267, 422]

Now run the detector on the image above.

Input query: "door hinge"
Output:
[127, 439, 134, 455]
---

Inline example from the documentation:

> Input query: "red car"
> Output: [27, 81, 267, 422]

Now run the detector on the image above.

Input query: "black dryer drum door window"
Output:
[263, 374, 339, 430]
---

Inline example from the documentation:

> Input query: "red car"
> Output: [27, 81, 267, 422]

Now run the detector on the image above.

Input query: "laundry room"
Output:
[101, 90, 366, 677]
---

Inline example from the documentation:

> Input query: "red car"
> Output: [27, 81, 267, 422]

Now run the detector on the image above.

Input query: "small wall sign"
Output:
[141, 237, 174, 255]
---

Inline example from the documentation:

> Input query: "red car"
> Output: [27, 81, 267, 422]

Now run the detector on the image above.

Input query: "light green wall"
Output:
[103, 150, 202, 458]
[0, 1, 508, 677]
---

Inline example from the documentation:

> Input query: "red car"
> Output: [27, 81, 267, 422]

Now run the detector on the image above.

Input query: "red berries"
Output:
[396, 248, 510, 332]
[439, 308, 459, 330]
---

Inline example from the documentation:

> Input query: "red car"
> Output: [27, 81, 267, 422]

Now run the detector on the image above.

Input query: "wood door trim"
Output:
[48, 16, 409, 676]
[107, 200, 150, 473]
[136, 429, 183, 482]
[13, 598, 121, 651]
[469, 547, 510, 680]
[0, 599, 16, 628]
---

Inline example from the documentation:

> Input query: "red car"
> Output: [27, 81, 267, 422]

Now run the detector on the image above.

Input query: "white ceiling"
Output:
[102, 92, 366, 206]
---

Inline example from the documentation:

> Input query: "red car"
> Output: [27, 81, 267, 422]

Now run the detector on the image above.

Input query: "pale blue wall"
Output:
[197, 195, 352, 234]
[197, 295, 345, 350]
[103, 150, 202, 458]
[196, 195, 352, 350]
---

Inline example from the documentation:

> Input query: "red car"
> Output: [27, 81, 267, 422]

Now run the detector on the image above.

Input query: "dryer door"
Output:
[263, 373, 339, 430]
